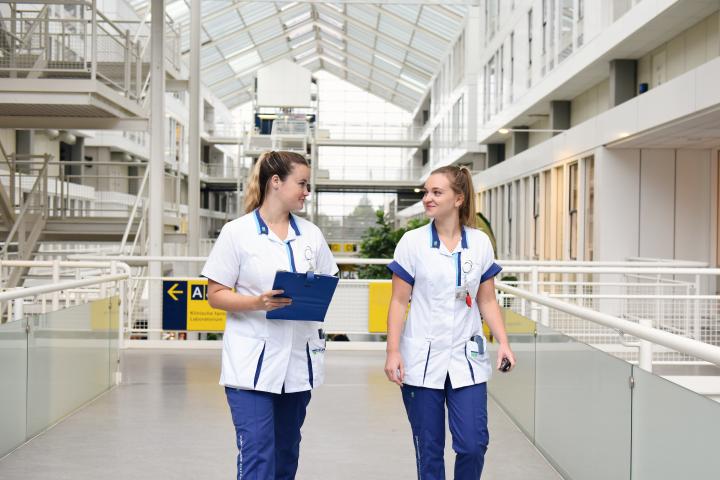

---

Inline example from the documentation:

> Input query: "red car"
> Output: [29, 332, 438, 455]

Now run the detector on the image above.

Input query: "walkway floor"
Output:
[0, 349, 561, 479]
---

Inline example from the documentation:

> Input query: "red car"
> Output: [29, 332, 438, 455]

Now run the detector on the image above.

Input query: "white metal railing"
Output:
[318, 123, 424, 142]
[496, 281, 720, 369]
[0, 260, 130, 340]
[200, 162, 246, 180]
[0, 3, 153, 103]
[119, 166, 149, 255]
[1, 159, 210, 220]
[58, 255, 720, 368]
[205, 122, 248, 139]
[316, 163, 423, 182]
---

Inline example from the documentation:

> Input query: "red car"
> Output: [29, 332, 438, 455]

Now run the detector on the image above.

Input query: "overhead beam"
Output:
[319, 54, 418, 104]
[370, 4, 452, 43]
[314, 17, 433, 80]
[210, 40, 317, 89]
[319, 41, 423, 94]
[178, 0, 244, 31]
[314, 3, 440, 67]
[183, 2, 307, 56]
[203, 16, 315, 72]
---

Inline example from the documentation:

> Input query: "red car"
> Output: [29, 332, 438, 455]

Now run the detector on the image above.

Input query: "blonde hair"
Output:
[244, 150, 309, 213]
[430, 165, 477, 228]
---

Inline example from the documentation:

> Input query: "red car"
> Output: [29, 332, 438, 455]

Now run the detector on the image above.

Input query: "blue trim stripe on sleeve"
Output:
[480, 262, 503, 283]
[388, 261, 415, 286]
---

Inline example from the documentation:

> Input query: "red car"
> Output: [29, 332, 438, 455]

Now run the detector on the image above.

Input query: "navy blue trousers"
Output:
[225, 387, 311, 480]
[401, 376, 489, 480]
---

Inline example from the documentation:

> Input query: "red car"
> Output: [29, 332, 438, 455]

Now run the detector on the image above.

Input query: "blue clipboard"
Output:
[266, 270, 339, 321]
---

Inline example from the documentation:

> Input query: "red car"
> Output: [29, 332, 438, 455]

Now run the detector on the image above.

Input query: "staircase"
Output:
[0, 144, 50, 289]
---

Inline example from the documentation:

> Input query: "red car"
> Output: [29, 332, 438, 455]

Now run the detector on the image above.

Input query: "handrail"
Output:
[119, 166, 149, 253]
[495, 281, 720, 366]
[61, 255, 720, 274]
[0, 273, 128, 302]
[17, 4, 48, 48]
[0, 158, 48, 259]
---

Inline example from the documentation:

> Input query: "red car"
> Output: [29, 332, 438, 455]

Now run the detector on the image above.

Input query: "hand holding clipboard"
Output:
[266, 271, 339, 321]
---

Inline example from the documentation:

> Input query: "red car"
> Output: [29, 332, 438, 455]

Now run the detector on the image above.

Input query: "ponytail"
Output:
[430, 165, 477, 228]
[244, 150, 309, 213]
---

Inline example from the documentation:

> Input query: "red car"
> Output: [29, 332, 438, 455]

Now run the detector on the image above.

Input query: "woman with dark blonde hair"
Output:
[384, 165, 515, 479]
[202, 151, 337, 480]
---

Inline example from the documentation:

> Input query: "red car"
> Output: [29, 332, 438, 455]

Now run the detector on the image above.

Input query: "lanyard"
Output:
[285, 241, 297, 273]
[454, 252, 462, 287]
[453, 250, 474, 307]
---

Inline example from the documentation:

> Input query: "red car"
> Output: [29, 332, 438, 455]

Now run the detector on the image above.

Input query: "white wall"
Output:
[639, 149, 675, 258]
[675, 149, 712, 262]
[585, 148, 640, 261]
[638, 12, 720, 89]
[571, 80, 610, 127]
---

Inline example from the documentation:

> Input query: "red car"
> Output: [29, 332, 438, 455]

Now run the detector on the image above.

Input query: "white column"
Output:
[188, 0, 201, 261]
[149, 0, 165, 340]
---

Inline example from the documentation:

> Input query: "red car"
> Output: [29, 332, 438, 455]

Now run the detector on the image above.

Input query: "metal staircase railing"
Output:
[0, 2, 170, 104]
[0, 153, 50, 289]
[0, 139, 16, 227]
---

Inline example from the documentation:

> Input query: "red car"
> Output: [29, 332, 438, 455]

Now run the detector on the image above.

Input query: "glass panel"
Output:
[27, 299, 113, 437]
[109, 296, 120, 387]
[631, 366, 720, 478]
[534, 323, 631, 480]
[0, 317, 27, 457]
[487, 309, 536, 440]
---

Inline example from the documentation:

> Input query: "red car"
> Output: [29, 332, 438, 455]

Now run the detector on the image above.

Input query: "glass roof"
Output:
[131, 1, 468, 110]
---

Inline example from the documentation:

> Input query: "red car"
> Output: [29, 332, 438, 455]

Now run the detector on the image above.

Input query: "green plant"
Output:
[357, 210, 428, 279]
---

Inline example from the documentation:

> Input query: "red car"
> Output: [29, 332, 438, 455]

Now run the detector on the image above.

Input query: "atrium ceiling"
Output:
[130, 1, 468, 110]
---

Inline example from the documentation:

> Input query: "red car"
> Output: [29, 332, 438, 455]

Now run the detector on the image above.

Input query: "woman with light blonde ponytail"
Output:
[202, 150, 338, 480]
[384, 164, 515, 479]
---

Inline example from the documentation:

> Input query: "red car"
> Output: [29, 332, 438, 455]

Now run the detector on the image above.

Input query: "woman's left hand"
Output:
[496, 343, 516, 372]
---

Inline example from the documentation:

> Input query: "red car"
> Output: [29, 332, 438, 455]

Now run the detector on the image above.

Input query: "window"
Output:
[543, 170, 552, 259]
[533, 174, 540, 258]
[486, 0, 499, 41]
[509, 32, 515, 102]
[577, 0, 585, 46]
[559, 0, 574, 63]
[568, 162, 578, 260]
[453, 33, 465, 88]
[584, 156, 595, 261]
[498, 46, 505, 111]
[507, 182, 513, 257]
[527, 9, 533, 87]
[485, 56, 497, 120]
[452, 95, 465, 146]
[554, 166, 564, 260]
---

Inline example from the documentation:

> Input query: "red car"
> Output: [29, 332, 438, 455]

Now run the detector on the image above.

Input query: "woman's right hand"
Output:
[384, 351, 404, 386]
[256, 290, 292, 311]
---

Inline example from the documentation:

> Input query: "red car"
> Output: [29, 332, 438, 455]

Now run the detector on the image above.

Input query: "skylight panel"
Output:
[228, 50, 261, 74]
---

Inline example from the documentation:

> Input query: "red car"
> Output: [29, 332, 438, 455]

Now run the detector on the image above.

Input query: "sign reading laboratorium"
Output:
[162, 280, 226, 331]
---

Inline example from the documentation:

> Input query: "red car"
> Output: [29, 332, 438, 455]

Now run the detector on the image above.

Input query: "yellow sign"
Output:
[186, 281, 226, 331]
[368, 281, 392, 333]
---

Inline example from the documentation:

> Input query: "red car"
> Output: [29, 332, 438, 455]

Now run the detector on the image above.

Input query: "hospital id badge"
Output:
[455, 286, 466, 299]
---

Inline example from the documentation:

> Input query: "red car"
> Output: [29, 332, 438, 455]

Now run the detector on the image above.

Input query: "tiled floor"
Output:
[0, 349, 561, 479]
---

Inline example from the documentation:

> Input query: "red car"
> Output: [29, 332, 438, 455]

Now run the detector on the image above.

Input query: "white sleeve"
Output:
[201, 223, 241, 288]
[387, 233, 415, 286]
[315, 231, 339, 276]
